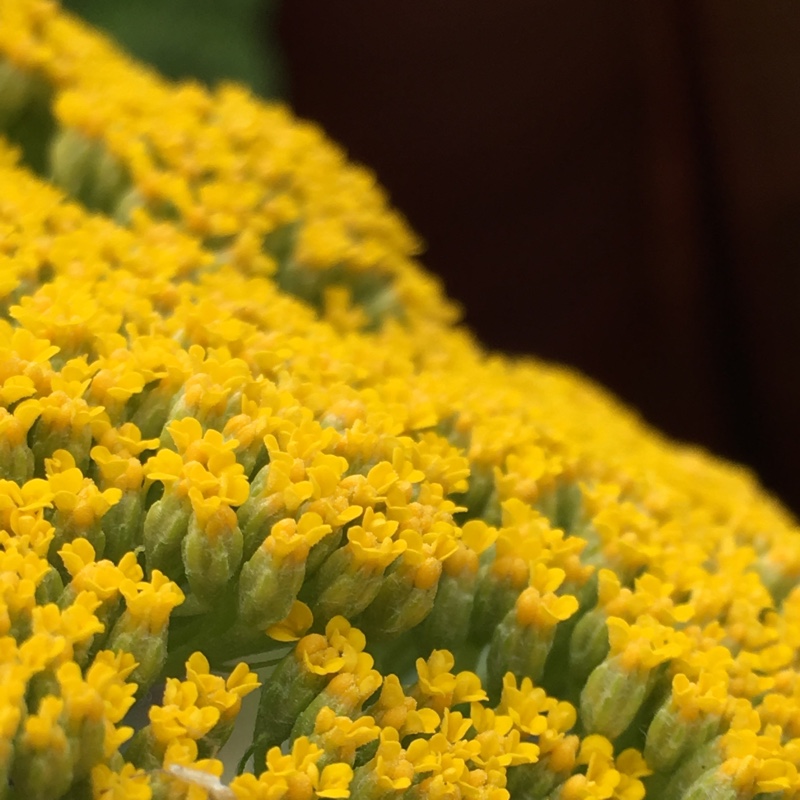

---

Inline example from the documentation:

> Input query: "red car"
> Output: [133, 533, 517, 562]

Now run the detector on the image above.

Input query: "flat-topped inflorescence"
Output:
[0, 2, 800, 799]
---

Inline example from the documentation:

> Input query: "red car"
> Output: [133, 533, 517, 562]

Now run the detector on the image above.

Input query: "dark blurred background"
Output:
[277, 2, 800, 514]
[65, 1, 800, 514]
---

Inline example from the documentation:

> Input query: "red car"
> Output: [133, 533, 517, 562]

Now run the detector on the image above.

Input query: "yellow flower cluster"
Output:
[0, 1, 799, 799]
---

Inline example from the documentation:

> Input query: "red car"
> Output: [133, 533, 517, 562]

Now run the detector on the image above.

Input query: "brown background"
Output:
[277, 1, 800, 513]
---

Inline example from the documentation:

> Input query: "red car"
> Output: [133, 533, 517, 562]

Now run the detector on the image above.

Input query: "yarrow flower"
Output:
[0, 2, 799, 799]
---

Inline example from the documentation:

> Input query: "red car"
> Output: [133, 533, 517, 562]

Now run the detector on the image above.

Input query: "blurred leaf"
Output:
[62, 0, 285, 97]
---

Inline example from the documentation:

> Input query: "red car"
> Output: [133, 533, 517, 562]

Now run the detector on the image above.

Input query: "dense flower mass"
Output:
[0, 2, 800, 799]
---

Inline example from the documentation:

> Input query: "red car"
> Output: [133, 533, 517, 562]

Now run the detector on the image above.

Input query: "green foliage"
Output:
[63, 0, 285, 97]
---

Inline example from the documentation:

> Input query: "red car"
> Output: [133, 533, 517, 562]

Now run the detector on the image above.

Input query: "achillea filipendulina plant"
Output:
[0, 3, 799, 800]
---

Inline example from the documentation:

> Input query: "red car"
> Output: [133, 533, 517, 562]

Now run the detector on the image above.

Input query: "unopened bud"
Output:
[181, 508, 243, 601]
[359, 560, 440, 639]
[569, 607, 609, 683]
[143, 493, 190, 578]
[50, 127, 129, 211]
[580, 655, 652, 739]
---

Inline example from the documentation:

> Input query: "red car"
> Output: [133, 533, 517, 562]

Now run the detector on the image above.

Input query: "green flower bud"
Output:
[580, 655, 653, 739]
[11, 698, 74, 800]
[290, 668, 381, 743]
[12, 748, 74, 800]
[49, 128, 95, 201]
[469, 565, 521, 643]
[163, 390, 231, 443]
[0, 438, 34, 484]
[50, 520, 106, 568]
[50, 127, 129, 212]
[143, 492, 190, 578]
[644, 694, 719, 773]
[237, 544, 305, 631]
[346, 764, 388, 800]
[755, 556, 797, 605]
[303, 528, 343, 577]
[419, 569, 475, 651]
[181, 508, 243, 601]
[101, 490, 144, 564]
[239, 503, 285, 561]
[106, 625, 167, 694]
[568, 607, 609, 683]
[35, 566, 64, 605]
[303, 547, 386, 626]
[357, 559, 440, 640]
[238, 512, 330, 637]
[487, 568, 579, 696]
[252, 648, 329, 766]
[242, 461, 271, 502]
[661, 738, 723, 800]
[486, 607, 555, 696]
[25, 673, 60, 712]
[198, 718, 237, 760]
[130, 386, 174, 440]
[553, 482, 583, 532]
[507, 757, 570, 800]
[0, 59, 37, 124]
[236, 466, 285, 559]
[454, 462, 495, 519]
[420, 522, 496, 651]
[124, 725, 163, 772]
[70, 717, 106, 780]
[30, 419, 92, 476]
[677, 767, 737, 800]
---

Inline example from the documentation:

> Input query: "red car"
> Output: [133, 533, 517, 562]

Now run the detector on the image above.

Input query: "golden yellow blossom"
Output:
[0, 4, 799, 798]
